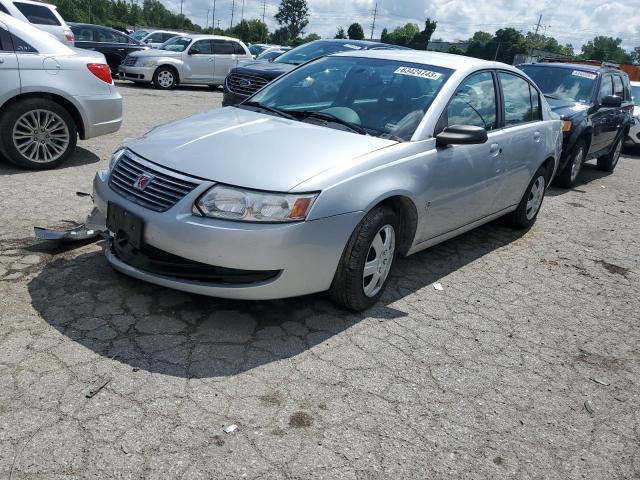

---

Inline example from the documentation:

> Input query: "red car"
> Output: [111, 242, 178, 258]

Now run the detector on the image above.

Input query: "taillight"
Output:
[64, 30, 74, 42]
[87, 63, 113, 84]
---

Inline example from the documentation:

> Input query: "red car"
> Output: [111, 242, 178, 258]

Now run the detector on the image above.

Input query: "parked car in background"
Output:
[70, 22, 148, 75]
[131, 29, 181, 48]
[94, 51, 560, 310]
[0, 12, 122, 169]
[255, 46, 290, 62]
[223, 39, 407, 106]
[248, 43, 274, 58]
[625, 80, 640, 147]
[119, 35, 252, 89]
[0, 0, 73, 45]
[519, 62, 632, 187]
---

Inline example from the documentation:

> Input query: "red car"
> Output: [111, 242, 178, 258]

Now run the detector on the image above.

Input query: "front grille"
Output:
[122, 56, 137, 66]
[109, 152, 199, 212]
[226, 72, 270, 97]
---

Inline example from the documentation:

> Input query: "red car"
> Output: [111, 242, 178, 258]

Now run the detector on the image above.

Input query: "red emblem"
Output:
[134, 173, 153, 191]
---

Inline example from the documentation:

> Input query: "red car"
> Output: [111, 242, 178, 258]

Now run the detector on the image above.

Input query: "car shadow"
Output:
[114, 80, 220, 92]
[545, 162, 612, 197]
[26, 220, 527, 379]
[0, 146, 100, 174]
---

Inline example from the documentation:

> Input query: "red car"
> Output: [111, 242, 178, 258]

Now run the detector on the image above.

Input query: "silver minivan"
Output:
[0, 0, 73, 45]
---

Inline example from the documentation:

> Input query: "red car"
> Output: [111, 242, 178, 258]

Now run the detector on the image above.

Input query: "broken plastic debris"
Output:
[223, 424, 238, 434]
[590, 377, 609, 386]
[584, 400, 595, 415]
[433, 283, 444, 291]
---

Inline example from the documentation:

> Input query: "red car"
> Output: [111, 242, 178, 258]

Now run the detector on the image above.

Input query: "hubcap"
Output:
[12, 109, 69, 164]
[362, 224, 396, 298]
[157, 70, 174, 88]
[570, 146, 584, 182]
[526, 175, 546, 220]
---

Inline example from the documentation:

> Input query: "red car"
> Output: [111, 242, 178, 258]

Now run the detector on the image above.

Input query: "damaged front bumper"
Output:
[33, 204, 107, 243]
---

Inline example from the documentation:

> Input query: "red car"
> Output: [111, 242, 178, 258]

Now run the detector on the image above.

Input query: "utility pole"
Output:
[240, 0, 245, 24]
[533, 14, 542, 36]
[529, 14, 543, 58]
[261, 0, 267, 24]
[206, 7, 210, 30]
[494, 42, 501, 61]
[180, 0, 183, 16]
[370, 2, 378, 40]
[230, 0, 235, 29]
[212, 0, 216, 32]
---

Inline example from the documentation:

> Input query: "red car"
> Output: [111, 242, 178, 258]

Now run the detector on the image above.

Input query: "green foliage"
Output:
[580, 36, 632, 63]
[275, 0, 309, 39]
[335, 26, 346, 39]
[347, 23, 364, 40]
[383, 23, 420, 47]
[525, 32, 573, 57]
[270, 26, 291, 45]
[409, 18, 437, 50]
[290, 32, 321, 47]
[380, 28, 389, 43]
[447, 46, 465, 55]
[465, 28, 527, 63]
[228, 19, 269, 44]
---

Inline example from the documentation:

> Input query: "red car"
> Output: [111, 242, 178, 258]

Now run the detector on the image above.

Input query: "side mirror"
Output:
[601, 95, 622, 108]
[189, 47, 200, 55]
[436, 125, 488, 147]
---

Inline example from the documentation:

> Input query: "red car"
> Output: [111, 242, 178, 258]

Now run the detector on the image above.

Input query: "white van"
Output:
[0, 0, 73, 45]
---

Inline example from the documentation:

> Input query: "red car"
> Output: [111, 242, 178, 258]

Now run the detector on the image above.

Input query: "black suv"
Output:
[518, 62, 633, 188]
[223, 39, 405, 106]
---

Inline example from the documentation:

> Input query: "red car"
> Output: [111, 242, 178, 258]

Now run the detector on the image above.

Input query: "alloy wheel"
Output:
[362, 224, 396, 297]
[612, 139, 622, 168]
[12, 109, 70, 164]
[157, 70, 175, 88]
[526, 175, 546, 220]
[570, 145, 584, 182]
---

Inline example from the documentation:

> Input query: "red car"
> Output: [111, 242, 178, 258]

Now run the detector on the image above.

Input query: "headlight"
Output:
[109, 148, 126, 171]
[195, 185, 318, 222]
[142, 60, 158, 67]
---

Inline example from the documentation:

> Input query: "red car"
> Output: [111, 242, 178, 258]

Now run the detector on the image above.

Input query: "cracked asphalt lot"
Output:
[1, 82, 639, 479]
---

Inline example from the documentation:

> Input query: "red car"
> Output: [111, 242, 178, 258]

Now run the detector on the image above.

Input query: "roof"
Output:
[179, 34, 245, 42]
[332, 49, 510, 70]
[313, 39, 398, 49]
[519, 62, 620, 74]
[0, 11, 72, 54]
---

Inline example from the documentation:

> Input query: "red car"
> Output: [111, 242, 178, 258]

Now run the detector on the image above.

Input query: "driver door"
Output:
[184, 39, 214, 83]
[417, 70, 507, 240]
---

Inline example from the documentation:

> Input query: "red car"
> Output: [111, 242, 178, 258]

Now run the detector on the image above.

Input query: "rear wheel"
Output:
[507, 165, 549, 229]
[553, 139, 585, 188]
[597, 136, 622, 172]
[153, 67, 177, 90]
[329, 206, 398, 311]
[0, 98, 77, 170]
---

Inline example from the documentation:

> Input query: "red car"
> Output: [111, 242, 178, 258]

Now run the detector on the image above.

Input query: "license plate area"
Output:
[107, 202, 144, 249]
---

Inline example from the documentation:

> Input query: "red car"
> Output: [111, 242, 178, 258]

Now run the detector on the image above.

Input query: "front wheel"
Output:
[507, 166, 549, 229]
[0, 98, 77, 169]
[553, 140, 585, 188]
[153, 67, 177, 90]
[329, 206, 398, 311]
[597, 136, 622, 172]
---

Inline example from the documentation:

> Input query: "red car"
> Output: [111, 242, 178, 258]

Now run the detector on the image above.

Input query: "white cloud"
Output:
[169, 0, 640, 51]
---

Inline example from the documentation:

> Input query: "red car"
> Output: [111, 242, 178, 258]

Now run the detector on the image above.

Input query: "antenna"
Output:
[370, 2, 378, 40]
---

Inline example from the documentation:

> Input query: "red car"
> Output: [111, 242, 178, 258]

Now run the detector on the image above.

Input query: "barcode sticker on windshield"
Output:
[343, 44, 363, 50]
[394, 67, 442, 80]
[572, 70, 597, 80]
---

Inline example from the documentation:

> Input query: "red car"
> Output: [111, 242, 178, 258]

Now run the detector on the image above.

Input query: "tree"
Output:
[580, 36, 632, 63]
[347, 23, 365, 40]
[468, 28, 527, 63]
[335, 27, 346, 39]
[447, 45, 465, 55]
[228, 19, 269, 43]
[410, 18, 437, 50]
[275, 0, 309, 40]
[271, 26, 292, 45]
[380, 28, 389, 44]
[383, 23, 420, 47]
[525, 32, 573, 57]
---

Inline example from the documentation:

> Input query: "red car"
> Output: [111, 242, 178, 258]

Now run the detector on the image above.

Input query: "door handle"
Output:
[489, 143, 502, 157]
[0, 58, 4, 64]
[533, 131, 541, 142]
[117, 48, 125, 52]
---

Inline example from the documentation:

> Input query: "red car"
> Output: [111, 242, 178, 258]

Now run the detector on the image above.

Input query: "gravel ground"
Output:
[1, 81, 639, 479]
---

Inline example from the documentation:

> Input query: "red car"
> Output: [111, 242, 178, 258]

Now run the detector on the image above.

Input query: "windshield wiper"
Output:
[240, 101, 296, 120]
[286, 110, 368, 135]
[543, 93, 563, 100]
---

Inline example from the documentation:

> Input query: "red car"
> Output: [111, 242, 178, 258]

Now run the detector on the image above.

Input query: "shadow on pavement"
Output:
[27, 221, 526, 378]
[0, 147, 100, 175]
[546, 162, 612, 197]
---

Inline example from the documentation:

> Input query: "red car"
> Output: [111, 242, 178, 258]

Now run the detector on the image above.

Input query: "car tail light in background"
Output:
[64, 30, 74, 42]
[87, 64, 113, 84]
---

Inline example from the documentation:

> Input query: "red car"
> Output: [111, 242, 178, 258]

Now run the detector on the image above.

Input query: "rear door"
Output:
[212, 40, 238, 84]
[0, 20, 20, 105]
[184, 39, 214, 82]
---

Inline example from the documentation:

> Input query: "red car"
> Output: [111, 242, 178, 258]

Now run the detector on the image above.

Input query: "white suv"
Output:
[0, 0, 73, 45]
[0, 12, 122, 169]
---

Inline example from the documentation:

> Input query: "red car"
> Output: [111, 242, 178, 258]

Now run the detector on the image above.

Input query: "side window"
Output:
[232, 42, 246, 55]
[190, 39, 212, 54]
[530, 84, 542, 120]
[0, 25, 11, 51]
[612, 75, 624, 97]
[162, 33, 176, 42]
[499, 72, 535, 126]
[147, 32, 163, 42]
[599, 76, 613, 101]
[13, 2, 60, 25]
[11, 32, 35, 53]
[213, 40, 235, 55]
[446, 71, 497, 130]
[621, 75, 631, 101]
[73, 27, 94, 42]
[0, 3, 10, 14]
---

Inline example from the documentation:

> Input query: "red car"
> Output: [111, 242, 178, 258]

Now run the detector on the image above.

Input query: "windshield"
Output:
[159, 36, 191, 52]
[519, 65, 595, 104]
[632, 85, 640, 106]
[245, 56, 453, 141]
[130, 30, 149, 41]
[276, 41, 368, 66]
[249, 45, 268, 56]
[257, 50, 284, 61]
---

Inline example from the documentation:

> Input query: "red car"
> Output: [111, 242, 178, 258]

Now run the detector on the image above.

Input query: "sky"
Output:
[162, 0, 640, 52]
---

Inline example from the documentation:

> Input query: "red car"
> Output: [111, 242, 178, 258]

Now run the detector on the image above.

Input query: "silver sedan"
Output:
[92, 50, 562, 310]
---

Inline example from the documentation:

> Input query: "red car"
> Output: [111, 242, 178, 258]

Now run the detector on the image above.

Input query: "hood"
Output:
[545, 96, 590, 119]
[130, 49, 181, 58]
[125, 107, 396, 192]
[234, 61, 296, 80]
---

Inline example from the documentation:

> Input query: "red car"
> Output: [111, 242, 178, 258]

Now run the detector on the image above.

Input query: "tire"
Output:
[507, 165, 549, 229]
[597, 135, 623, 172]
[553, 139, 586, 188]
[0, 98, 77, 170]
[153, 67, 178, 90]
[329, 206, 398, 311]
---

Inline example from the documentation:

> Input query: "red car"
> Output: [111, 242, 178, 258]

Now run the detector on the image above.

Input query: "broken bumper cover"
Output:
[34, 206, 107, 242]
[93, 169, 362, 300]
